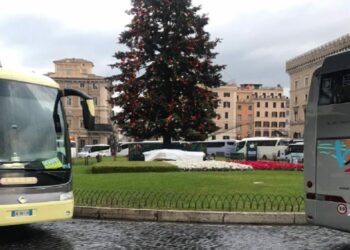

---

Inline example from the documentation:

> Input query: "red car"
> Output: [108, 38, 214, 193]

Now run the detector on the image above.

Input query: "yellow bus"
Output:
[0, 67, 95, 226]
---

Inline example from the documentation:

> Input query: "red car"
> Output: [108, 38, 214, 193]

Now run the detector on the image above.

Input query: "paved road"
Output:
[0, 219, 350, 250]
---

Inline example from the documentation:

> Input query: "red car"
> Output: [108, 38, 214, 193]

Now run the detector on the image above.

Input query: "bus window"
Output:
[319, 69, 350, 105]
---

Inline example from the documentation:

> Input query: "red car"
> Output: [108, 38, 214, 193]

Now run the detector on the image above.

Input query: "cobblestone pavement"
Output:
[1, 219, 350, 250]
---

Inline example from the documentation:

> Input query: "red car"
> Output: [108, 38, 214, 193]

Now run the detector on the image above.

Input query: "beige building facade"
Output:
[252, 85, 288, 137]
[48, 58, 112, 150]
[286, 34, 350, 138]
[213, 83, 289, 140]
[212, 84, 238, 140]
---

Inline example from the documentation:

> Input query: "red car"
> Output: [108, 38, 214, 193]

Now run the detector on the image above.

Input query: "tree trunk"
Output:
[163, 134, 171, 148]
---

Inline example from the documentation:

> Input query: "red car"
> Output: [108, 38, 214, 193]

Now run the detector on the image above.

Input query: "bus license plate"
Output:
[11, 209, 33, 217]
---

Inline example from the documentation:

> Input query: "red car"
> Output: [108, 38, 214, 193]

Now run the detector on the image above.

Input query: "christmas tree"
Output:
[109, 0, 225, 146]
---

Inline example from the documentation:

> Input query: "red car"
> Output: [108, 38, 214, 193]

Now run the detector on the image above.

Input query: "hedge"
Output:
[91, 161, 179, 173]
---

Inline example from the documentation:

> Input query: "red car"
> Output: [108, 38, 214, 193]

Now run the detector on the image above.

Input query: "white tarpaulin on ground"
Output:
[143, 149, 205, 162]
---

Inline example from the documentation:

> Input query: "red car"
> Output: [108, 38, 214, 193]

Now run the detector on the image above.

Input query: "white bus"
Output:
[284, 142, 304, 163]
[305, 50, 350, 231]
[0, 68, 95, 226]
[236, 137, 289, 160]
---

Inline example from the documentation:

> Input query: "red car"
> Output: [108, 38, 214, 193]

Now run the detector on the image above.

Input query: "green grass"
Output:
[72, 157, 303, 196]
[72, 156, 304, 211]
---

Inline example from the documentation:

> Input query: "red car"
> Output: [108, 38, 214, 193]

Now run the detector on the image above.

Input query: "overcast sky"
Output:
[1, 0, 350, 92]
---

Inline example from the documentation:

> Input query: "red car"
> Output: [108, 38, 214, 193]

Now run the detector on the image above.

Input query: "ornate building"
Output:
[48, 58, 112, 150]
[286, 34, 350, 138]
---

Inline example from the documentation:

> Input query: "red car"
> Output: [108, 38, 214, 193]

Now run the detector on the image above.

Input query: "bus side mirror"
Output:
[62, 88, 95, 130]
[81, 99, 95, 130]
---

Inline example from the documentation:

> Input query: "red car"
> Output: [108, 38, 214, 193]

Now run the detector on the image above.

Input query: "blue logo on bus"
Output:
[318, 139, 350, 171]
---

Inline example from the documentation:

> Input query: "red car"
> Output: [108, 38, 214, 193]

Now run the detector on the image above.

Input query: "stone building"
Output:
[286, 33, 350, 138]
[211, 84, 238, 140]
[212, 83, 289, 140]
[48, 58, 112, 150]
[236, 85, 254, 139]
[252, 84, 288, 137]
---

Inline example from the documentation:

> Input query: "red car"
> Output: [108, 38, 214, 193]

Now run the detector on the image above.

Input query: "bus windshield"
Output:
[0, 79, 68, 169]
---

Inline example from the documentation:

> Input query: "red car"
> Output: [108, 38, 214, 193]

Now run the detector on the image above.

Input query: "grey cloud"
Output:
[0, 15, 122, 76]
[1, 0, 350, 88]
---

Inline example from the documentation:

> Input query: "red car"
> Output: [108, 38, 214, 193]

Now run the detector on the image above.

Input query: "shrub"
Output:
[91, 161, 179, 173]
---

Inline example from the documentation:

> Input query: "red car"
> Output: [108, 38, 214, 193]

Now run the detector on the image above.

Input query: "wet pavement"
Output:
[0, 219, 350, 250]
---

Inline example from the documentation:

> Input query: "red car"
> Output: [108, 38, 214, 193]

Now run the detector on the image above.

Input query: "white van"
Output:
[77, 144, 111, 158]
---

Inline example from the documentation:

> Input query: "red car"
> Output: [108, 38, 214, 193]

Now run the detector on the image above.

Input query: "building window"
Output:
[93, 82, 98, 89]
[256, 111, 260, 117]
[80, 119, 84, 128]
[67, 119, 71, 128]
[257, 102, 260, 108]
[237, 115, 242, 121]
[225, 123, 228, 130]
[225, 112, 229, 119]
[263, 122, 270, 127]
[224, 92, 230, 97]
[273, 102, 276, 108]
[248, 105, 252, 111]
[305, 77, 309, 87]
[272, 112, 278, 117]
[271, 122, 278, 128]
[263, 131, 269, 137]
[265, 111, 268, 117]
[271, 131, 278, 137]
[255, 131, 261, 136]
[265, 102, 268, 108]
[67, 96, 72, 106]
[80, 81, 85, 88]
[246, 95, 250, 100]
[295, 96, 298, 104]
[248, 114, 253, 121]
[93, 97, 98, 105]
[223, 102, 230, 108]
[236, 125, 241, 132]
[295, 81, 298, 89]
[212, 135, 216, 140]
[279, 122, 286, 128]
[305, 94, 308, 102]
[93, 139, 99, 145]
[263, 93, 266, 98]
[238, 105, 241, 110]
[294, 111, 298, 121]
[255, 121, 261, 127]
[279, 112, 285, 117]
[278, 93, 282, 98]
[271, 93, 274, 98]
[281, 102, 285, 108]
[223, 135, 230, 140]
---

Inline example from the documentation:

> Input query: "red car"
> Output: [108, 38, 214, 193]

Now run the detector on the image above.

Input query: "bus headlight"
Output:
[60, 191, 74, 201]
